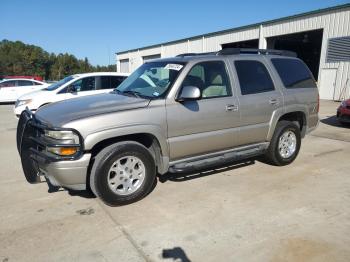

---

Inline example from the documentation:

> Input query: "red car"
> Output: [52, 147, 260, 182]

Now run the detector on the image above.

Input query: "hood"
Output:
[35, 92, 150, 127]
[18, 89, 51, 100]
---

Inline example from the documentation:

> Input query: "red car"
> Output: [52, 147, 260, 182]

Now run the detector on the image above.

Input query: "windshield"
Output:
[115, 61, 185, 99]
[45, 76, 75, 91]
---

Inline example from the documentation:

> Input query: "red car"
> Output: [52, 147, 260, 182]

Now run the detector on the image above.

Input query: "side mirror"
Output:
[177, 86, 201, 102]
[67, 85, 77, 93]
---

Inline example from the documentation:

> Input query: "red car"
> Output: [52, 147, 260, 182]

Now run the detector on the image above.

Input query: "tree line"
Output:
[0, 40, 116, 80]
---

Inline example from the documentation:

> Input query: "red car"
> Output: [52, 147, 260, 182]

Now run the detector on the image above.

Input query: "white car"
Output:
[14, 72, 129, 117]
[0, 78, 49, 103]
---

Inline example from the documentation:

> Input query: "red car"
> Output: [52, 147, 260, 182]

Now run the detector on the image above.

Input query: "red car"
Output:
[337, 99, 350, 125]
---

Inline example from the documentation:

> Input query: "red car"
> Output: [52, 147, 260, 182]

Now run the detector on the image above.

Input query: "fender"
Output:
[84, 124, 169, 165]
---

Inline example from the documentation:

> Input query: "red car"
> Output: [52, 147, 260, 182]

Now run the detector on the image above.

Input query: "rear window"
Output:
[271, 58, 316, 89]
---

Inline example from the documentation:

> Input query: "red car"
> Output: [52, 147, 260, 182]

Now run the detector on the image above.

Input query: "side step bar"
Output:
[169, 143, 269, 173]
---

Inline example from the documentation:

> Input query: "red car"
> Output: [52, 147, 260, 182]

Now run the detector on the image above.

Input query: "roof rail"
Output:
[217, 48, 297, 57]
[176, 52, 216, 57]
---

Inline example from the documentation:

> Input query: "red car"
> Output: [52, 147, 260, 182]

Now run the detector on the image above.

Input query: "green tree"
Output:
[0, 39, 117, 80]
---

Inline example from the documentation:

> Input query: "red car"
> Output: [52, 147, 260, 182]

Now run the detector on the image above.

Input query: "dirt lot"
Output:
[0, 100, 349, 262]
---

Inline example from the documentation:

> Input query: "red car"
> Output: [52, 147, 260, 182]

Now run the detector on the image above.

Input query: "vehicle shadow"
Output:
[162, 247, 191, 262]
[67, 189, 96, 198]
[158, 159, 255, 183]
[320, 115, 350, 128]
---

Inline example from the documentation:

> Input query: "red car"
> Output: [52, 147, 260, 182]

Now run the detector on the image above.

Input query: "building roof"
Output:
[116, 3, 350, 55]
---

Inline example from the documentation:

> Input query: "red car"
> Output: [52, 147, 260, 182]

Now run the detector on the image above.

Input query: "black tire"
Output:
[90, 141, 156, 206]
[265, 120, 301, 166]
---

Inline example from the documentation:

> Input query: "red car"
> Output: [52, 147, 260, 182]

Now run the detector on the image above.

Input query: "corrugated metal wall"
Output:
[117, 6, 350, 100]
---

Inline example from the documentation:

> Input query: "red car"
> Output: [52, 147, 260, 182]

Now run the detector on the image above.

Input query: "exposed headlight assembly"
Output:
[44, 130, 80, 143]
[16, 99, 32, 107]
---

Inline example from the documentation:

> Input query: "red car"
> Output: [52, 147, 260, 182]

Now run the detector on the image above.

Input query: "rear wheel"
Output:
[265, 121, 301, 166]
[90, 141, 156, 206]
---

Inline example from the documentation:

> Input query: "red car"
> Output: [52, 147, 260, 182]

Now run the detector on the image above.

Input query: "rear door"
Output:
[15, 80, 39, 98]
[0, 80, 18, 102]
[231, 57, 283, 145]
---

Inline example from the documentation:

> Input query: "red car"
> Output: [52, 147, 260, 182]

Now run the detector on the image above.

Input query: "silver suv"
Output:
[17, 48, 319, 206]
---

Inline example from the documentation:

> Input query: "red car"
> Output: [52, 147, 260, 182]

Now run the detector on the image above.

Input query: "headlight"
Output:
[44, 130, 80, 144]
[341, 101, 347, 107]
[16, 99, 32, 107]
[44, 130, 81, 156]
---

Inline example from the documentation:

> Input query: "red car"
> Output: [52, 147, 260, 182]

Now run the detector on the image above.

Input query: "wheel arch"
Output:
[84, 127, 169, 174]
[267, 108, 308, 141]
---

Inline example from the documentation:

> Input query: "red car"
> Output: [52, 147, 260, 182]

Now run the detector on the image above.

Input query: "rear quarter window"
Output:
[271, 58, 316, 89]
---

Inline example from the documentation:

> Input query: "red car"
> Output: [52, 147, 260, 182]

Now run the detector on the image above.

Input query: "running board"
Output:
[169, 143, 268, 173]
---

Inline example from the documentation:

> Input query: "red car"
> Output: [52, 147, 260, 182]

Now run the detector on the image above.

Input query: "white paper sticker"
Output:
[164, 64, 183, 71]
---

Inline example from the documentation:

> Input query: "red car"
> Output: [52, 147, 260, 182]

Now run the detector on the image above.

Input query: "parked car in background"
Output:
[0, 78, 49, 103]
[2, 75, 44, 81]
[337, 99, 350, 125]
[14, 72, 129, 117]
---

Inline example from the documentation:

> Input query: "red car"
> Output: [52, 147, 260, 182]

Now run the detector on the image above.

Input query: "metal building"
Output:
[116, 4, 350, 100]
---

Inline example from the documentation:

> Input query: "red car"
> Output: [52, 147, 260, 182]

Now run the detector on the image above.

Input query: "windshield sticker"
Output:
[153, 92, 160, 97]
[164, 64, 183, 71]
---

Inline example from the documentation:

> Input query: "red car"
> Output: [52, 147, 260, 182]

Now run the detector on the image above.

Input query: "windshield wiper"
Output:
[122, 90, 142, 98]
[114, 89, 152, 99]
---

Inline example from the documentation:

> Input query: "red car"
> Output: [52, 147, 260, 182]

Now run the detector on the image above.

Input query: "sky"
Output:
[1, 0, 349, 65]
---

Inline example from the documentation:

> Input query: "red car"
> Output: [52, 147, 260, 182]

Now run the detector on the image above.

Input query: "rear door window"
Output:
[271, 58, 317, 88]
[97, 76, 111, 90]
[17, 80, 34, 87]
[234, 60, 275, 95]
[111, 76, 127, 89]
[96, 76, 127, 89]
[0, 80, 17, 87]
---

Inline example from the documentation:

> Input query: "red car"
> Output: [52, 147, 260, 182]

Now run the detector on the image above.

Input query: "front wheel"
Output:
[90, 141, 156, 206]
[265, 121, 301, 166]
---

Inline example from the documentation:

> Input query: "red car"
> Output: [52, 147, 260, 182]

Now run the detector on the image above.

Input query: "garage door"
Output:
[142, 54, 161, 63]
[120, 59, 129, 73]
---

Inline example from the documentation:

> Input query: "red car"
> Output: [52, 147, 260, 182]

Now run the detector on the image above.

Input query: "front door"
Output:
[64, 76, 98, 99]
[166, 60, 240, 161]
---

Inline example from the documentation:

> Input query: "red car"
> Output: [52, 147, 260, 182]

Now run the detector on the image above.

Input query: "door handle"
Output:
[226, 104, 238, 111]
[269, 98, 279, 105]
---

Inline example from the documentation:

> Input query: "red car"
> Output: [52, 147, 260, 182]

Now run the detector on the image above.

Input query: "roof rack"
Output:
[176, 48, 297, 58]
[176, 52, 216, 57]
[217, 48, 297, 57]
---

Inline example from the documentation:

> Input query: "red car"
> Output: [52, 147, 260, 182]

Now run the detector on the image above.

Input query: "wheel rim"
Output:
[278, 130, 297, 159]
[107, 156, 145, 196]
